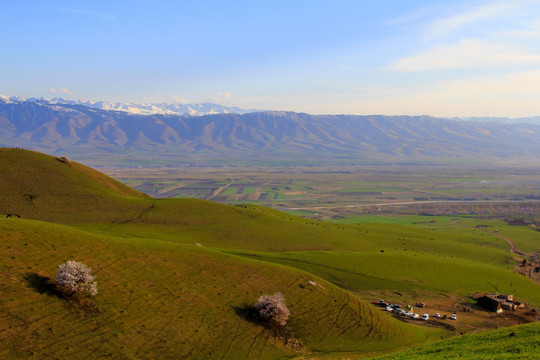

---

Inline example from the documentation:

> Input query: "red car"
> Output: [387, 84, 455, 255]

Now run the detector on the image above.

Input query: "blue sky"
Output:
[2, 0, 540, 116]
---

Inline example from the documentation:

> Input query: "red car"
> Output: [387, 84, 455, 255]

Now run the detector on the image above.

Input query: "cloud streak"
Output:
[427, 1, 516, 38]
[391, 40, 540, 71]
[49, 88, 73, 95]
[58, 7, 115, 21]
[211, 91, 234, 103]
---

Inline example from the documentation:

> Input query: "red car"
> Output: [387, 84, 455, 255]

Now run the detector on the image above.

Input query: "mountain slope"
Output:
[4, 96, 256, 116]
[2, 98, 540, 163]
[0, 149, 442, 359]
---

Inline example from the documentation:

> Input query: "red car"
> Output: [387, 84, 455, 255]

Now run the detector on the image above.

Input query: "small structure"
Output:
[502, 302, 517, 311]
[477, 296, 503, 313]
[497, 294, 514, 302]
[477, 293, 524, 313]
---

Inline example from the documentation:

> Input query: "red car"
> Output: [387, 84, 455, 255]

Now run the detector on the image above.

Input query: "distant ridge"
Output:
[2, 97, 540, 164]
[2, 96, 258, 116]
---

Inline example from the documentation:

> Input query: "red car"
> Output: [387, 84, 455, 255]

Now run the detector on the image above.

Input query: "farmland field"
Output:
[103, 164, 540, 220]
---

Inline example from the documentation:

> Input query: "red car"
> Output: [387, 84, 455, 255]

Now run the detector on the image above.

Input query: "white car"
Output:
[434, 313, 441, 318]
[451, 314, 457, 320]
[385, 306, 393, 312]
[421, 314, 429, 321]
[410, 313, 420, 319]
[404, 311, 413, 316]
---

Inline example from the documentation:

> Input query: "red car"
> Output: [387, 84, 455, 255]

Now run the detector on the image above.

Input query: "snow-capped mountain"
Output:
[2, 96, 540, 165]
[2, 96, 257, 116]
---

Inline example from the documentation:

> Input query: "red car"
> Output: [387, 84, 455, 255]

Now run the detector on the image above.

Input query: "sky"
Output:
[2, 0, 540, 117]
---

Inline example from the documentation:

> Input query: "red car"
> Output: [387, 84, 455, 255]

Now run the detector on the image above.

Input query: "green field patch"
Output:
[242, 187, 256, 194]
[337, 187, 406, 193]
[221, 186, 239, 195]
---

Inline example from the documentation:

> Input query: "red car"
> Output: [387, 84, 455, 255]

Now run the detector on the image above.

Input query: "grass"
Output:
[227, 250, 540, 306]
[370, 322, 540, 360]
[0, 218, 437, 359]
[0, 148, 538, 359]
[0, 149, 445, 359]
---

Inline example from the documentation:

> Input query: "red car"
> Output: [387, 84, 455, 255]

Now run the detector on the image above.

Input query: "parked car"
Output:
[410, 313, 420, 319]
[385, 306, 393, 312]
[418, 302, 425, 308]
[403, 311, 413, 316]
[451, 314, 457, 320]
[392, 307, 402, 314]
[396, 309, 406, 315]
[434, 313, 441, 318]
[421, 314, 430, 321]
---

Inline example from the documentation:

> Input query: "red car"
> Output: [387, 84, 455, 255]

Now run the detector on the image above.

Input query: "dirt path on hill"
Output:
[496, 233, 520, 255]
[451, 219, 522, 255]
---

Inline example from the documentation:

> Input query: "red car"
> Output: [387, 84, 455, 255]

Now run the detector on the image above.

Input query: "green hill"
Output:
[0, 218, 438, 359]
[371, 322, 540, 360]
[0, 148, 446, 359]
[0, 148, 149, 223]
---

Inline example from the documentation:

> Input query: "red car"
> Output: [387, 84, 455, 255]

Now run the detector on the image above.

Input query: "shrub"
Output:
[255, 292, 290, 326]
[56, 260, 98, 296]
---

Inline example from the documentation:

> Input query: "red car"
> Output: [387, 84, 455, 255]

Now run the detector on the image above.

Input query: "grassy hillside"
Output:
[371, 322, 540, 360]
[0, 218, 438, 359]
[228, 250, 540, 306]
[0, 148, 537, 359]
[0, 148, 149, 222]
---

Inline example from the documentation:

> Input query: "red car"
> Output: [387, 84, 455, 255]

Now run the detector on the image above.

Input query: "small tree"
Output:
[56, 260, 98, 296]
[255, 292, 290, 326]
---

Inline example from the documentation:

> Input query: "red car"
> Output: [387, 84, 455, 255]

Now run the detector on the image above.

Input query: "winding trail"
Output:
[451, 219, 522, 255]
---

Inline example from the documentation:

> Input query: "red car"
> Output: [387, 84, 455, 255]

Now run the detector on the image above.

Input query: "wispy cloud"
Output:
[49, 88, 73, 95]
[340, 69, 540, 117]
[391, 39, 540, 71]
[170, 95, 189, 104]
[211, 91, 234, 103]
[427, 1, 515, 38]
[498, 20, 540, 39]
[58, 7, 115, 21]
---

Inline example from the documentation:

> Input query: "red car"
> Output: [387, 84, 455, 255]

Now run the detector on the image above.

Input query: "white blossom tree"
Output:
[255, 292, 290, 326]
[56, 260, 98, 296]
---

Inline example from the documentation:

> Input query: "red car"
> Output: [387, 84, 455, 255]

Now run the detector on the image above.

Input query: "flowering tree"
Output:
[56, 260, 98, 296]
[255, 292, 290, 326]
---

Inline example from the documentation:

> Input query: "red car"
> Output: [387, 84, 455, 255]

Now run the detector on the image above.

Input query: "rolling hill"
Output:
[2, 98, 540, 165]
[0, 148, 443, 359]
[0, 148, 538, 359]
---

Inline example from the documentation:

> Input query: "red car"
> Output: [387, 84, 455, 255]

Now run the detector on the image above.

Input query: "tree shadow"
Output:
[23, 272, 65, 298]
[232, 304, 260, 325]
[232, 304, 303, 350]
[23, 272, 99, 314]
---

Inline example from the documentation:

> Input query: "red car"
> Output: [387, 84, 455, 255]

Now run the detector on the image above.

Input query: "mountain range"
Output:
[1, 95, 257, 116]
[1, 97, 540, 165]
